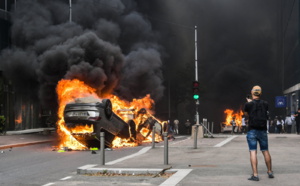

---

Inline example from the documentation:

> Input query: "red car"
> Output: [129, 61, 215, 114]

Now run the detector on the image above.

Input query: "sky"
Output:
[0, 0, 297, 128]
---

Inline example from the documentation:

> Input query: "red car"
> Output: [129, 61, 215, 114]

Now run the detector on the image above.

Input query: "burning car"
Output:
[64, 98, 136, 148]
[56, 79, 164, 150]
[63, 98, 164, 148]
[221, 109, 243, 133]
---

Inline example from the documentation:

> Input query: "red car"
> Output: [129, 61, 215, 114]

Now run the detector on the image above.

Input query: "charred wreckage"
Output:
[63, 99, 164, 148]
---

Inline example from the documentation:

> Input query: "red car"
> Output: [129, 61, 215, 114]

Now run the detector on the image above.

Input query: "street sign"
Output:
[275, 96, 287, 108]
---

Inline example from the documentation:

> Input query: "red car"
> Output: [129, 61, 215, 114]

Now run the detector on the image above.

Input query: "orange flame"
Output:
[110, 94, 163, 148]
[224, 109, 243, 126]
[56, 79, 98, 150]
[55, 79, 163, 150]
[112, 137, 137, 148]
[15, 115, 22, 124]
[70, 124, 93, 133]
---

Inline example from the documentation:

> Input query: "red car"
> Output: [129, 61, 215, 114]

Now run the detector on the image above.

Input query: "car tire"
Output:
[102, 99, 113, 120]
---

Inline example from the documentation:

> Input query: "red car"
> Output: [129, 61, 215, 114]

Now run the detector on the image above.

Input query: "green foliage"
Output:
[0, 115, 5, 124]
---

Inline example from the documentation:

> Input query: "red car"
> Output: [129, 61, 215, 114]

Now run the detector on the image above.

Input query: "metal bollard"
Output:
[100, 132, 105, 165]
[163, 132, 168, 165]
[194, 124, 199, 149]
[207, 122, 210, 135]
[152, 126, 156, 149]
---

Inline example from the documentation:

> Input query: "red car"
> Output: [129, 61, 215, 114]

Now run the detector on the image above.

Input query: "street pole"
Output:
[100, 132, 105, 165]
[163, 132, 168, 165]
[195, 26, 199, 125]
[152, 126, 156, 149]
[193, 25, 201, 149]
[69, 0, 72, 23]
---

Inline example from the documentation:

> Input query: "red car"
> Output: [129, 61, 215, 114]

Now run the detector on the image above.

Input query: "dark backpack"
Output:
[249, 100, 268, 128]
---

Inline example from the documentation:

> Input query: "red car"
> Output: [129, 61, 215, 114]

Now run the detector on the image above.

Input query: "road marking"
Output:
[169, 137, 190, 145]
[60, 176, 72, 180]
[106, 146, 151, 165]
[42, 183, 55, 186]
[214, 135, 237, 147]
[173, 135, 185, 139]
[160, 169, 192, 186]
[78, 164, 98, 169]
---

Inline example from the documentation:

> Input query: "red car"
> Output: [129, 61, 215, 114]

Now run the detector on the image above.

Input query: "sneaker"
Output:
[267, 172, 274, 178]
[248, 175, 259, 181]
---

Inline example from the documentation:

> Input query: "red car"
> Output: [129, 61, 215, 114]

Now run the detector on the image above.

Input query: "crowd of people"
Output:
[164, 118, 193, 140]
[167, 109, 300, 137]
[229, 109, 300, 135]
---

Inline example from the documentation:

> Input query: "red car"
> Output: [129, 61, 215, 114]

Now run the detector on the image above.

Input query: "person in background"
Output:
[185, 119, 191, 135]
[167, 120, 175, 140]
[230, 116, 237, 134]
[276, 116, 284, 134]
[284, 114, 293, 134]
[173, 119, 179, 134]
[241, 115, 247, 134]
[294, 109, 300, 135]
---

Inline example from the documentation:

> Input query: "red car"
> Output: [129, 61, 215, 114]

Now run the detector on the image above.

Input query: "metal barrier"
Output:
[100, 132, 105, 165]
[152, 126, 156, 149]
[163, 132, 168, 165]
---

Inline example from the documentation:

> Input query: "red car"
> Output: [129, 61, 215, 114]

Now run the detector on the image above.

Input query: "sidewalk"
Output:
[78, 134, 300, 186]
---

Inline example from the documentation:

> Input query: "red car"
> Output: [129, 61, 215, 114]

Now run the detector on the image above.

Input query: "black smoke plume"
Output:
[1, 0, 291, 128]
[0, 0, 165, 111]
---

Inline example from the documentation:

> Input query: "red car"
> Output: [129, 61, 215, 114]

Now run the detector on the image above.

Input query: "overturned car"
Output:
[63, 98, 163, 148]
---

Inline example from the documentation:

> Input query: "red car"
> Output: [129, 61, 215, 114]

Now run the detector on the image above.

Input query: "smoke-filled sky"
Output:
[0, 0, 165, 110]
[0, 0, 296, 125]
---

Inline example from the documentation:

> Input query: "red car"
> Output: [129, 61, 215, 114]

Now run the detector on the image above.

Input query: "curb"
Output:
[77, 165, 192, 186]
[0, 140, 54, 150]
[6, 128, 55, 135]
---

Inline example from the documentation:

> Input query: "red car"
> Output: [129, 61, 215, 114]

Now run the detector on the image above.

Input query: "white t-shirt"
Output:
[285, 116, 293, 125]
[242, 118, 246, 126]
[276, 119, 284, 126]
[230, 120, 236, 126]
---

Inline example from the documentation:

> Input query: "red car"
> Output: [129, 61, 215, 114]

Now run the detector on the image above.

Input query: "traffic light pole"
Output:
[195, 26, 199, 125]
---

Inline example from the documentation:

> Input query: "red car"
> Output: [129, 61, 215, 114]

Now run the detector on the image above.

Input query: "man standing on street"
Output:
[185, 119, 191, 135]
[294, 109, 300, 135]
[284, 114, 293, 134]
[244, 85, 274, 181]
[230, 116, 237, 134]
[173, 119, 179, 134]
[241, 115, 247, 134]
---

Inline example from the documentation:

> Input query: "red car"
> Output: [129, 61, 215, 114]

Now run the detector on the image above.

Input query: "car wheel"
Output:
[102, 99, 113, 120]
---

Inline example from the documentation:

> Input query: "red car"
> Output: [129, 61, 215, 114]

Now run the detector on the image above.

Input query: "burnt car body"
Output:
[63, 99, 163, 148]
[64, 99, 136, 148]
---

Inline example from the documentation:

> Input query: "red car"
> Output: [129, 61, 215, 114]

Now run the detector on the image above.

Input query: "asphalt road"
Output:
[0, 141, 152, 185]
[0, 136, 187, 186]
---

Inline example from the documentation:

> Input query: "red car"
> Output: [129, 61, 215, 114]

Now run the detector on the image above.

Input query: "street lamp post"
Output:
[69, 0, 72, 23]
[195, 26, 199, 125]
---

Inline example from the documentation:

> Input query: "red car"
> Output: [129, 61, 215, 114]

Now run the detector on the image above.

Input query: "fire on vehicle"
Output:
[56, 79, 165, 150]
[221, 109, 243, 133]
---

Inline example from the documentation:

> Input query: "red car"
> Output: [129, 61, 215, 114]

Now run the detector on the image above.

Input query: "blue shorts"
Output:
[246, 129, 268, 151]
